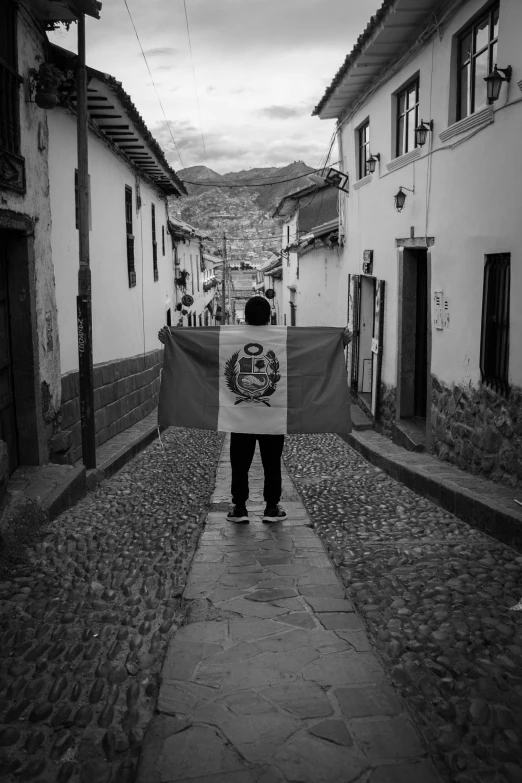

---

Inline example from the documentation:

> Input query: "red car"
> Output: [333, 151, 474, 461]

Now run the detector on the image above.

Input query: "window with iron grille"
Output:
[0, 1, 21, 156]
[162, 225, 165, 256]
[125, 186, 136, 288]
[357, 122, 370, 180]
[396, 79, 419, 157]
[151, 204, 158, 281]
[480, 253, 510, 396]
[457, 3, 499, 120]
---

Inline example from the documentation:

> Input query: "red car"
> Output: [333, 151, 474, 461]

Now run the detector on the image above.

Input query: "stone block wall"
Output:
[376, 383, 396, 438]
[58, 349, 164, 464]
[431, 376, 522, 488]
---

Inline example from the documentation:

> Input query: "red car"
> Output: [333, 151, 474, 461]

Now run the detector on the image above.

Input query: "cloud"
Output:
[259, 105, 306, 120]
[142, 46, 178, 58]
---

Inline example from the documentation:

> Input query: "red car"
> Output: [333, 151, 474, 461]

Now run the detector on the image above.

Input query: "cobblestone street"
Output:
[284, 435, 522, 783]
[0, 429, 224, 783]
[1, 429, 521, 783]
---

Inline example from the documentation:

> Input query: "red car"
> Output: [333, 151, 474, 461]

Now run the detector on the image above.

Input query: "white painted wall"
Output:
[281, 212, 298, 327]
[338, 0, 522, 390]
[295, 245, 347, 327]
[48, 111, 176, 373]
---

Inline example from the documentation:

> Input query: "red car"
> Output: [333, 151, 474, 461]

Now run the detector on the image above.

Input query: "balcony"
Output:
[0, 60, 25, 194]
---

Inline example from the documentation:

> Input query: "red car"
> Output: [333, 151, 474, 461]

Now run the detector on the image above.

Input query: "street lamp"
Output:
[393, 185, 414, 213]
[415, 119, 433, 147]
[484, 65, 512, 103]
[366, 153, 380, 174]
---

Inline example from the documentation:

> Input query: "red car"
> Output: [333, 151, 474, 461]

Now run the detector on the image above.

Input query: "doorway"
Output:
[0, 232, 19, 474]
[397, 248, 428, 421]
[357, 276, 376, 407]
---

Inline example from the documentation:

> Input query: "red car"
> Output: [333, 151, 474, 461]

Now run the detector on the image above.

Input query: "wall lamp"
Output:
[394, 185, 414, 212]
[415, 119, 433, 147]
[484, 65, 512, 103]
[366, 153, 380, 174]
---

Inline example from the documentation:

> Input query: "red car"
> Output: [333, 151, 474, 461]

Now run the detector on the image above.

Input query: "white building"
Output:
[273, 182, 343, 328]
[0, 0, 101, 475]
[47, 45, 186, 463]
[315, 0, 522, 486]
[168, 217, 220, 327]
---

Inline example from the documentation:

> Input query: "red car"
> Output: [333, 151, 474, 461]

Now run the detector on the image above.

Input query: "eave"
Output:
[314, 0, 444, 120]
[50, 44, 186, 197]
[28, 0, 102, 23]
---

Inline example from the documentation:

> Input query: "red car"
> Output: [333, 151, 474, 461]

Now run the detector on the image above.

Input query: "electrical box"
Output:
[434, 291, 443, 330]
[443, 296, 450, 328]
[362, 250, 373, 275]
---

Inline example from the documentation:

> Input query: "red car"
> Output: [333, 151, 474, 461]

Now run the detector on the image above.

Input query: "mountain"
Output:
[169, 161, 318, 270]
[177, 161, 316, 215]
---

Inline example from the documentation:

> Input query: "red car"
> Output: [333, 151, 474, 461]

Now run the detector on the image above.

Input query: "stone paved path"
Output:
[137, 435, 441, 783]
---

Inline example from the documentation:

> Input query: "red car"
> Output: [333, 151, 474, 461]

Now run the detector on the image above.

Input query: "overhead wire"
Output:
[122, 0, 185, 168]
[182, 0, 208, 165]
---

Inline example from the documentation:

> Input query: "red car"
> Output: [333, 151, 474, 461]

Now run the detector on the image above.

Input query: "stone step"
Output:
[392, 419, 426, 453]
[350, 404, 373, 431]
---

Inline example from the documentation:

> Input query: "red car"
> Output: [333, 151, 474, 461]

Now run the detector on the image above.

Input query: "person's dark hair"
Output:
[245, 296, 271, 325]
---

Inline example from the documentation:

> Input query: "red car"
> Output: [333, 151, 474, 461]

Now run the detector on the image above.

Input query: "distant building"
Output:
[315, 0, 522, 486]
[169, 217, 219, 327]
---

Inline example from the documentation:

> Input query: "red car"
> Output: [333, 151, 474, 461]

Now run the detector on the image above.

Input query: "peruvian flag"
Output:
[158, 326, 352, 435]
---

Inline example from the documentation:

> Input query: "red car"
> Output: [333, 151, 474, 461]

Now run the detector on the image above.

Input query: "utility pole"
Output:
[76, 15, 96, 468]
[221, 232, 227, 325]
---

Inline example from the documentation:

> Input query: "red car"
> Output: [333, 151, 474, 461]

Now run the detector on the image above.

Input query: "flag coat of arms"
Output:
[158, 325, 352, 436]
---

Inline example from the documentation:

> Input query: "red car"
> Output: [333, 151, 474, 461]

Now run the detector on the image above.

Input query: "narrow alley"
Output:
[0, 429, 521, 783]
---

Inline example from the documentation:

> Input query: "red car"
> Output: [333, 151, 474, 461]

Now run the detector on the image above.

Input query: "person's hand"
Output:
[158, 326, 171, 344]
[342, 326, 353, 346]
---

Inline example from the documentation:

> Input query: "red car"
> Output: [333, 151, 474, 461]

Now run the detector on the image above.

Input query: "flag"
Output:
[158, 325, 352, 435]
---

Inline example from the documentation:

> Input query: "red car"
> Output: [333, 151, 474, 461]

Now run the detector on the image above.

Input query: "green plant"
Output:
[31, 62, 69, 93]
[175, 269, 190, 289]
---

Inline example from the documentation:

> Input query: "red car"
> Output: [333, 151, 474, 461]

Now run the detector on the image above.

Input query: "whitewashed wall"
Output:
[338, 0, 522, 390]
[48, 111, 175, 374]
[296, 245, 347, 328]
[174, 237, 218, 325]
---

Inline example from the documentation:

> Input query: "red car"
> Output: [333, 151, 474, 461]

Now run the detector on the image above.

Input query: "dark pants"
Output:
[230, 433, 285, 507]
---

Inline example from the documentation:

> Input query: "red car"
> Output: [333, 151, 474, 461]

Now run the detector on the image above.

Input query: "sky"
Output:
[49, 0, 380, 175]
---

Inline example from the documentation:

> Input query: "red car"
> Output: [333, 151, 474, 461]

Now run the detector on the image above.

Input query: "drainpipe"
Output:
[76, 14, 96, 468]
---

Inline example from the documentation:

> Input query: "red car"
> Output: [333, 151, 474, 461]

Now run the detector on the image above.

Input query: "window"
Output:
[151, 204, 158, 281]
[162, 225, 165, 256]
[457, 3, 499, 120]
[196, 255, 200, 292]
[190, 254, 194, 294]
[166, 308, 171, 326]
[357, 122, 370, 179]
[396, 79, 419, 157]
[480, 253, 510, 395]
[125, 186, 136, 287]
[0, 1, 20, 155]
[74, 169, 92, 230]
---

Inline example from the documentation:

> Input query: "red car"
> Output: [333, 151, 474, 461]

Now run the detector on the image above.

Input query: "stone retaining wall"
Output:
[376, 383, 396, 438]
[431, 375, 522, 488]
[58, 349, 164, 464]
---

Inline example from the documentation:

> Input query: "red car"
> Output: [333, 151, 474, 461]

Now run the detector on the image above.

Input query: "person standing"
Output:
[158, 295, 352, 524]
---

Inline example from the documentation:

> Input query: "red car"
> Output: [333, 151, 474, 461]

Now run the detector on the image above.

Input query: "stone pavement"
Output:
[137, 435, 441, 783]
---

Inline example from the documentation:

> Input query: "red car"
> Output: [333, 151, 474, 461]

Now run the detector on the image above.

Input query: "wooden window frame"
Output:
[162, 225, 165, 256]
[357, 121, 370, 180]
[480, 253, 510, 396]
[457, 2, 499, 121]
[151, 204, 158, 282]
[125, 186, 136, 288]
[396, 78, 419, 158]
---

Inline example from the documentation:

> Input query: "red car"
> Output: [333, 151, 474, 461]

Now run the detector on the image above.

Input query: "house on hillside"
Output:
[315, 0, 522, 487]
[46, 44, 186, 464]
[169, 217, 219, 326]
[0, 0, 101, 478]
[272, 183, 342, 328]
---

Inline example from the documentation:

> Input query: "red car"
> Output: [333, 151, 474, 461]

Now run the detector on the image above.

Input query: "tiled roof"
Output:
[312, 1, 393, 117]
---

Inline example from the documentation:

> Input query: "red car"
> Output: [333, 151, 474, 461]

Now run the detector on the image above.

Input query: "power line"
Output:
[122, 0, 185, 168]
[183, 0, 207, 165]
[180, 166, 329, 188]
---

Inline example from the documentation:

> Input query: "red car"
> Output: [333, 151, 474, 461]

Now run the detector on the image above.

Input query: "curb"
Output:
[342, 430, 522, 553]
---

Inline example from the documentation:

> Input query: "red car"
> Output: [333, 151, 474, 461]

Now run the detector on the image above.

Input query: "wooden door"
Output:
[414, 253, 428, 417]
[0, 233, 18, 473]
